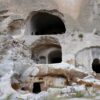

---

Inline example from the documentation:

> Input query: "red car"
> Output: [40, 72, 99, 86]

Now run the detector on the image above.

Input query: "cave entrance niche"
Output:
[92, 58, 100, 73]
[29, 10, 66, 35]
[32, 82, 41, 94]
[31, 36, 62, 64]
[75, 47, 100, 72]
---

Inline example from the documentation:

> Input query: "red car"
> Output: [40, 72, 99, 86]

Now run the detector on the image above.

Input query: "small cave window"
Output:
[31, 12, 66, 35]
[48, 50, 62, 64]
[32, 83, 41, 93]
[92, 58, 100, 73]
[39, 56, 46, 64]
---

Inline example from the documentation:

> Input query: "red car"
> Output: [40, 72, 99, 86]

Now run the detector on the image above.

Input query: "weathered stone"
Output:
[0, 0, 100, 100]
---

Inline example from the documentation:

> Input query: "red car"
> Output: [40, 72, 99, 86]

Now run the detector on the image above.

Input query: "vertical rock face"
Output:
[0, 0, 100, 32]
[55, 0, 84, 19]
[55, 0, 100, 32]
[78, 0, 100, 32]
[0, 0, 57, 17]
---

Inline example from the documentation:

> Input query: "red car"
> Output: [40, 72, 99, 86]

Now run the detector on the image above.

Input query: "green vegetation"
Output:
[78, 33, 84, 41]
[5, 93, 13, 100]
[75, 91, 84, 98]
[0, 32, 3, 35]
[78, 34, 83, 39]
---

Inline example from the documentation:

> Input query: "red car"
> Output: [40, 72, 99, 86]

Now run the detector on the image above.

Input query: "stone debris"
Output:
[0, 35, 99, 100]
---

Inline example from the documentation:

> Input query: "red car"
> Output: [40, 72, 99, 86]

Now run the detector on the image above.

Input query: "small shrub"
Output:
[5, 93, 13, 100]
[75, 91, 84, 98]
[78, 33, 84, 41]
[0, 32, 3, 35]
[78, 34, 83, 38]
[46, 94, 57, 100]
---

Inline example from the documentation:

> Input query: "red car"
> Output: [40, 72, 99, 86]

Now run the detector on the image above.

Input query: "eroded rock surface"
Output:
[0, 0, 100, 100]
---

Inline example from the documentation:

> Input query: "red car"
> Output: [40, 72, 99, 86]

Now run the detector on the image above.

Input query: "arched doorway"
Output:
[31, 37, 62, 64]
[75, 47, 100, 72]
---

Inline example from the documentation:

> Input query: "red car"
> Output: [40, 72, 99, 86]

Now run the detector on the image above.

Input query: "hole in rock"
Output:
[32, 83, 41, 93]
[48, 50, 62, 63]
[92, 58, 100, 73]
[31, 12, 66, 35]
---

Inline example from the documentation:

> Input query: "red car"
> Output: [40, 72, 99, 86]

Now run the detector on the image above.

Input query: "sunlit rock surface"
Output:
[0, 0, 100, 100]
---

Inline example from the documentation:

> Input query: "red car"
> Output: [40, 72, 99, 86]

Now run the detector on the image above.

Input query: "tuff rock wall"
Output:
[0, 0, 100, 99]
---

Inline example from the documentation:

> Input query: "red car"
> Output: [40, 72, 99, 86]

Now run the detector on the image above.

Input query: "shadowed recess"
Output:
[48, 50, 62, 63]
[31, 12, 66, 35]
[32, 83, 41, 93]
[92, 58, 100, 73]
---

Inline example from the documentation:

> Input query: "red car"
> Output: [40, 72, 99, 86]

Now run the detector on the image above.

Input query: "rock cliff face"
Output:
[0, 0, 100, 100]
[0, 0, 100, 32]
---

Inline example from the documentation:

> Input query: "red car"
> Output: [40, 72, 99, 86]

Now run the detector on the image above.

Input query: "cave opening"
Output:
[32, 82, 41, 94]
[39, 56, 46, 64]
[48, 50, 62, 64]
[31, 12, 66, 35]
[31, 37, 62, 64]
[92, 58, 100, 73]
